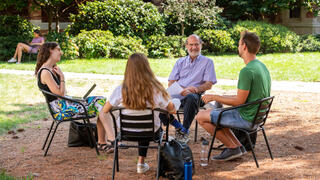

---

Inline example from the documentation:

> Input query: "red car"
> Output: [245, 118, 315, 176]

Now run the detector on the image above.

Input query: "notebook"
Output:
[83, 83, 96, 99]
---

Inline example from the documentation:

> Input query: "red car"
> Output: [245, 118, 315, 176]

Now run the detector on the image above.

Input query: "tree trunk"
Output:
[181, 22, 185, 36]
[47, 8, 53, 33]
[55, 10, 60, 33]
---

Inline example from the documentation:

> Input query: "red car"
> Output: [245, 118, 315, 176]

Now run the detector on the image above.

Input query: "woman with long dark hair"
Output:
[9, 29, 44, 64]
[100, 53, 177, 174]
[35, 42, 114, 152]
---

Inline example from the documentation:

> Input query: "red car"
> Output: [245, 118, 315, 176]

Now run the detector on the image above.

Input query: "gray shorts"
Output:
[210, 109, 253, 130]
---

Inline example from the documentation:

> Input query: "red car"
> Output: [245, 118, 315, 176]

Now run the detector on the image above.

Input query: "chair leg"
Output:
[207, 128, 218, 161]
[44, 122, 60, 157]
[83, 119, 100, 155]
[42, 121, 55, 150]
[261, 127, 273, 160]
[156, 132, 164, 180]
[116, 144, 119, 172]
[244, 132, 259, 168]
[112, 139, 119, 180]
[177, 111, 182, 123]
[194, 120, 198, 142]
[165, 123, 169, 142]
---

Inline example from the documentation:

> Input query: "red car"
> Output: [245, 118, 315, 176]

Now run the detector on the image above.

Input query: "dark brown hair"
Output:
[34, 29, 42, 36]
[35, 42, 59, 75]
[122, 53, 169, 110]
[240, 31, 260, 54]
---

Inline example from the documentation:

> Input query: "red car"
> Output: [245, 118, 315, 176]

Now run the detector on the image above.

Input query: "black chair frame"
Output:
[40, 89, 99, 157]
[208, 96, 275, 168]
[176, 93, 205, 142]
[24, 52, 38, 62]
[109, 107, 169, 180]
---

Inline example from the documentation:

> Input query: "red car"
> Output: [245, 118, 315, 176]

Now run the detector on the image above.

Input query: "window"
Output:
[290, 7, 301, 18]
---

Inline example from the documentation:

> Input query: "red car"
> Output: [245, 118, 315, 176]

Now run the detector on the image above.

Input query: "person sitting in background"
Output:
[35, 42, 112, 152]
[99, 53, 177, 174]
[8, 29, 44, 64]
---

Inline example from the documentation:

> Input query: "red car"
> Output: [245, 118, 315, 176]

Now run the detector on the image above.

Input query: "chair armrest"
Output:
[215, 96, 274, 126]
[40, 89, 83, 103]
[40, 89, 89, 115]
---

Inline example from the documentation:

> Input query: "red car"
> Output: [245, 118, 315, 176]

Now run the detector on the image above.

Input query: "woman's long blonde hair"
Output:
[122, 53, 170, 110]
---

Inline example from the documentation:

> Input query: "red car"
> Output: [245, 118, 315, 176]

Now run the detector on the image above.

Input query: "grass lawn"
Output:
[0, 73, 123, 135]
[0, 74, 48, 135]
[1, 52, 320, 82]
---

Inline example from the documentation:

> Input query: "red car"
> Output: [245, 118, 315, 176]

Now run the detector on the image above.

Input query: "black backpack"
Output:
[232, 128, 257, 151]
[159, 139, 195, 180]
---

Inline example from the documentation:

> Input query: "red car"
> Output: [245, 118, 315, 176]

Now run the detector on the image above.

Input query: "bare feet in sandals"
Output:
[97, 140, 114, 154]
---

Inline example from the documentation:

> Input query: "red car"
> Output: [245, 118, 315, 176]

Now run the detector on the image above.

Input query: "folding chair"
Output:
[40, 89, 99, 157]
[109, 107, 169, 180]
[208, 96, 275, 168]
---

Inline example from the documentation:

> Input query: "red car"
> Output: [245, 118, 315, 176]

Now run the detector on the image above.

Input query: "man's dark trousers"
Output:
[160, 93, 203, 130]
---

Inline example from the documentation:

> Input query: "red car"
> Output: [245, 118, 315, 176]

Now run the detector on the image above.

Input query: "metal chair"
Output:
[208, 96, 275, 168]
[176, 93, 209, 142]
[109, 107, 169, 180]
[40, 89, 99, 157]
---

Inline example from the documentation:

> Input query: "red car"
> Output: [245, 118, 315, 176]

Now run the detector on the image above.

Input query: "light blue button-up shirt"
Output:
[169, 54, 217, 88]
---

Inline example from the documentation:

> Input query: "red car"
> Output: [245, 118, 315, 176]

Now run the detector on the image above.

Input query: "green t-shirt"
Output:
[237, 59, 271, 122]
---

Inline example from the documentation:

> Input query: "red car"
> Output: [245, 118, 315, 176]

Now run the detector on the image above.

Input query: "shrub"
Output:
[229, 21, 300, 53]
[46, 31, 79, 60]
[110, 36, 148, 58]
[297, 35, 320, 52]
[0, 15, 35, 61]
[68, 0, 165, 40]
[74, 30, 114, 59]
[195, 29, 236, 54]
[163, 0, 227, 36]
[146, 35, 187, 58]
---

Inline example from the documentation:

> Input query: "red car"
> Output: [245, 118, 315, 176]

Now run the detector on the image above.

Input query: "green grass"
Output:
[0, 73, 121, 135]
[1, 52, 320, 81]
[0, 74, 48, 135]
[0, 171, 15, 180]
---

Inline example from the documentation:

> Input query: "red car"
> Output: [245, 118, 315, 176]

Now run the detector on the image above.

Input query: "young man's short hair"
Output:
[240, 31, 260, 54]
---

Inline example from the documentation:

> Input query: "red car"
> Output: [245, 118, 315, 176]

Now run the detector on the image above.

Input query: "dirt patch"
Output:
[1, 90, 320, 179]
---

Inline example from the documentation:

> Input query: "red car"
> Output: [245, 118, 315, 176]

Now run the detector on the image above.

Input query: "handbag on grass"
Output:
[67, 121, 98, 147]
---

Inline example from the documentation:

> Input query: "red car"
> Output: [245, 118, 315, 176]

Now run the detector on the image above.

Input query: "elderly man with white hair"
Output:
[160, 34, 217, 143]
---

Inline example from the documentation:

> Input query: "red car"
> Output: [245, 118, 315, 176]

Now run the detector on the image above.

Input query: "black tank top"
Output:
[37, 68, 61, 102]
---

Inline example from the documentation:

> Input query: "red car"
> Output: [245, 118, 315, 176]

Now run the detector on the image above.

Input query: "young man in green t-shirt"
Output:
[196, 31, 271, 161]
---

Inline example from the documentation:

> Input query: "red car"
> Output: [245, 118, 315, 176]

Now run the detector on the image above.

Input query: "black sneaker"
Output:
[211, 146, 242, 161]
[240, 145, 247, 155]
[175, 128, 190, 144]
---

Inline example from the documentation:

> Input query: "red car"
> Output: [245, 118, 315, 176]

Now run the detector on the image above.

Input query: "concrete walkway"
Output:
[1, 69, 319, 93]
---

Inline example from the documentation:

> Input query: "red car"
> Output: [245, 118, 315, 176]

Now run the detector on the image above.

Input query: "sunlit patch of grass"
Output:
[293, 98, 310, 102]
[1, 52, 319, 81]
[215, 85, 237, 90]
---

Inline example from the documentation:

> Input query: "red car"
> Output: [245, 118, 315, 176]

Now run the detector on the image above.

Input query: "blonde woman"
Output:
[100, 53, 177, 174]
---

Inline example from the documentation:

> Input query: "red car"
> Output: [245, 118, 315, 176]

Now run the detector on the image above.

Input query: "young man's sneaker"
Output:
[175, 128, 189, 144]
[8, 58, 17, 63]
[211, 146, 242, 161]
[240, 145, 247, 155]
[137, 163, 149, 173]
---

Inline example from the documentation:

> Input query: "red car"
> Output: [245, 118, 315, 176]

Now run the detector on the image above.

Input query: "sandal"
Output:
[97, 143, 108, 151]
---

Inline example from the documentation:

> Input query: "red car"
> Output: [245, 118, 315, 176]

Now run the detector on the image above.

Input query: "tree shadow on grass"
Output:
[0, 103, 47, 135]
